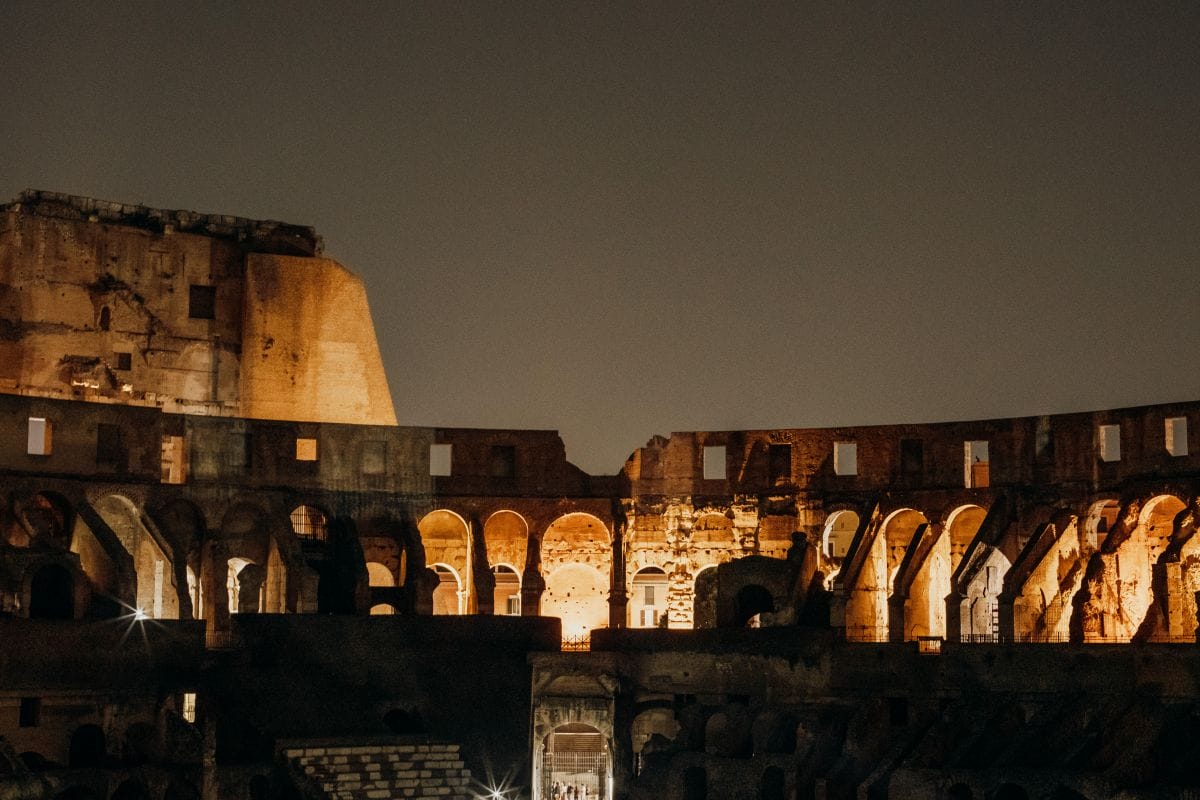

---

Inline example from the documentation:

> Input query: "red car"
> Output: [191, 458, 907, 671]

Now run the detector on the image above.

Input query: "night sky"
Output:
[3, 2, 1198, 474]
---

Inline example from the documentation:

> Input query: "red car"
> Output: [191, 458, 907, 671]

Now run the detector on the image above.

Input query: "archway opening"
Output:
[290, 505, 328, 543]
[493, 564, 521, 615]
[367, 562, 395, 587]
[823, 510, 860, 574]
[735, 584, 774, 628]
[432, 564, 462, 615]
[418, 510, 471, 614]
[227, 557, 264, 614]
[693, 567, 719, 630]
[370, 603, 396, 616]
[630, 567, 668, 628]
[543, 723, 608, 800]
[30, 563, 73, 619]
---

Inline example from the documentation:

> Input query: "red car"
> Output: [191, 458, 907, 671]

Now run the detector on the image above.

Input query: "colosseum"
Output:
[1, 191, 1198, 800]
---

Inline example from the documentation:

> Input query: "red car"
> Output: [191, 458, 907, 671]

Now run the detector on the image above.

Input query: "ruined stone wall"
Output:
[240, 254, 396, 426]
[0, 191, 396, 427]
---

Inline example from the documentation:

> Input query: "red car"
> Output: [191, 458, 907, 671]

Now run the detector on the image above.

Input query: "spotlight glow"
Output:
[133, 608, 148, 621]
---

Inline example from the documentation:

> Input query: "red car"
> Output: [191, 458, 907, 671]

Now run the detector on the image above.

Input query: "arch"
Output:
[366, 562, 395, 587]
[630, 708, 680, 770]
[68, 724, 106, 768]
[227, 557, 264, 614]
[1011, 512, 1084, 642]
[289, 505, 328, 542]
[369, 603, 395, 616]
[845, 508, 926, 641]
[902, 505, 983, 640]
[95, 494, 179, 619]
[1077, 494, 1186, 642]
[959, 547, 1012, 641]
[630, 566, 668, 628]
[418, 510, 471, 614]
[544, 723, 609, 800]
[693, 566, 719, 630]
[823, 510, 860, 562]
[219, 501, 288, 614]
[1083, 499, 1120, 549]
[760, 766, 785, 800]
[735, 584, 775, 628]
[484, 510, 529, 575]
[543, 563, 609, 641]
[431, 564, 463, 615]
[29, 563, 74, 619]
[493, 564, 521, 615]
[20, 492, 73, 546]
[541, 513, 612, 642]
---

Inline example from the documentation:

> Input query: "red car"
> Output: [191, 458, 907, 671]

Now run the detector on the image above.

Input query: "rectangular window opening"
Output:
[900, 439, 923, 476]
[160, 434, 187, 484]
[188, 284, 216, 320]
[768, 443, 792, 483]
[702, 445, 727, 480]
[834, 441, 858, 476]
[182, 692, 197, 723]
[506, 596, 521, 616]
[964, 440, 989, 488]
[27, 417, 52, 456]
[18, 697, 40, 727]
[430, 443, 452, 477]
[490, 444, 517, 478]
[1099, 424, 1121, 463]
[115, 352, 132, 371]
[97, 423, 126, 470]
[295, 437, 318, 462]
[1166, 417, 1188, 457]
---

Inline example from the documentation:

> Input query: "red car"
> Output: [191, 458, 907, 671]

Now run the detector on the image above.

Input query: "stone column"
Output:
[608, 517, 628, 629]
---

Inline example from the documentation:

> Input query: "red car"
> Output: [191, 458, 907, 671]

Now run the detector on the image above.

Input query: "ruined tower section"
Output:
[239, 253, 397, 425]
[0, 191, 395, 425]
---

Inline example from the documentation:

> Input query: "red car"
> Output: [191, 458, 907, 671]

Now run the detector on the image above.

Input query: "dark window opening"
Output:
[98, 306, 111, 331]
[114, 352, 132, 371]
[900, 439, 923, 476]
[768, 444, 792, 483]
[188, 285, 216, 320]
[490, 445, 517, 478]
[96, 423, 126, 470]
[19, 698, 40, 727]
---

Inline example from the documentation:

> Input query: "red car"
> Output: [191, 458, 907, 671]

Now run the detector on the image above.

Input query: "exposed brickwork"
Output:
[284, 742, 472, 800]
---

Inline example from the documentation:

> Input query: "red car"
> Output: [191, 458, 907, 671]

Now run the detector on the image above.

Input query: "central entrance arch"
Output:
[542, 722, 609, 800]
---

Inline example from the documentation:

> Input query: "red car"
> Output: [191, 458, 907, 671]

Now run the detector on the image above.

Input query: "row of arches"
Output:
[829, 494, 1198, 643]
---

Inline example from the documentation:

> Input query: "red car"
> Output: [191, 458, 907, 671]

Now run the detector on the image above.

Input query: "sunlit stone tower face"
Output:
[0, 191, 395, 426]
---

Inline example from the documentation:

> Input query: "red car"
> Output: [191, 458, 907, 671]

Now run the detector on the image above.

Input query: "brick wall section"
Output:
[284, 742, 472, 800]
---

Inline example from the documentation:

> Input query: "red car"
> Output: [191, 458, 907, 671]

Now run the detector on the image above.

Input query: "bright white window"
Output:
[833, 442, 857, 476]
[182, 692, 196, 723]
[964, 440, 989, 488]
[1166, 417, 1188, 457]
[1099, 424, 1121, 462]
[27, 417, 52, 456]
[295, 437, 318, 461]
[703, 445, 726, 480]
[430, 443, 452, 476]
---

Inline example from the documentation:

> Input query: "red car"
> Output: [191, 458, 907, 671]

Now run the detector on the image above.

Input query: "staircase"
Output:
[284, 740, 473, 800]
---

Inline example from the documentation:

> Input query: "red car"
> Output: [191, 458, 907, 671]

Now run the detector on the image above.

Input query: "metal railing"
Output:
[561, 634, 591, 652]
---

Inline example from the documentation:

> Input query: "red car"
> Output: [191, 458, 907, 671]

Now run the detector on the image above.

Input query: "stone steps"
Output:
[284, 742, 472, 800]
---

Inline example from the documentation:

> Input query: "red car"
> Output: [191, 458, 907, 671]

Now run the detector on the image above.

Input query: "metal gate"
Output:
[542, 744, 608, 799]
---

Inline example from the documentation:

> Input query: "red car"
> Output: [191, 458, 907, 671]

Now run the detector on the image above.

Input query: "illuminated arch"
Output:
[418, 510, 471, 614]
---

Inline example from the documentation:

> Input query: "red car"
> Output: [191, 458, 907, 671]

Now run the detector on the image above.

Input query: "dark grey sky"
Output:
[4, 2, 1198, 474]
